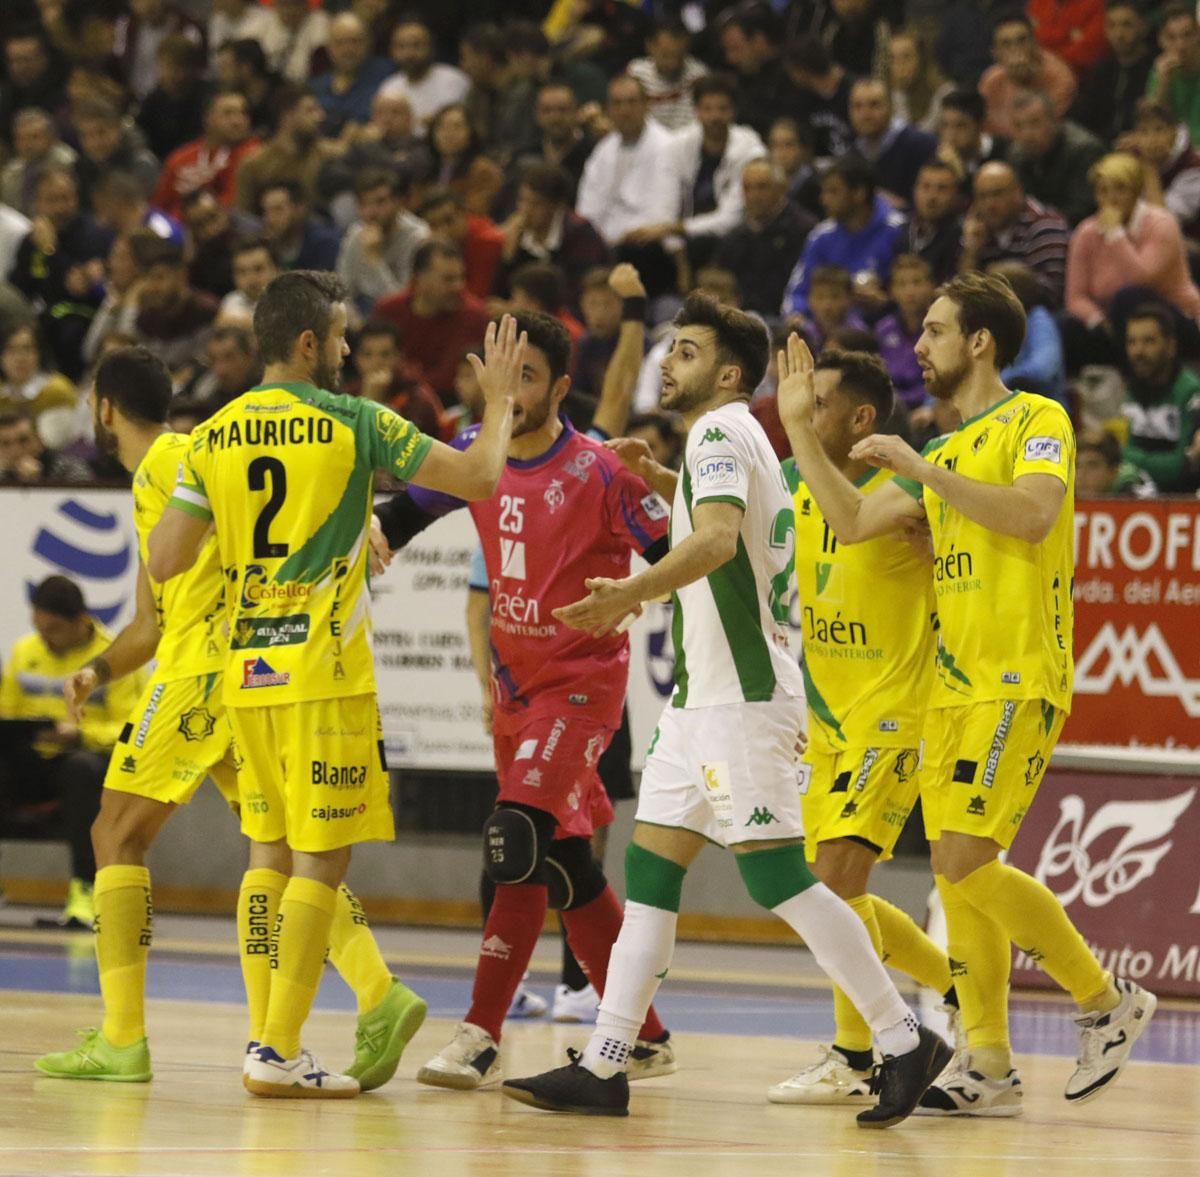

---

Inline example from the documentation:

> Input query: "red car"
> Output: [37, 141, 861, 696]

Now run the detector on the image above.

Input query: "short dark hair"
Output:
[412, 239, 462, 276]
[462, 23, 507, 64]
[650, 15, 689, 40]
[94, 346, 172, 425]
[768, 115, 815, 151]
[823, 155, 876, 201]
[1078, 427, 1122, 467]
[939, 272, 1027, 369]
[512, 310, 571, 383]
[127, 227, 168, 270]
[815, 348, 895, 421]
[204, 87, 248, 118]
[672, 293, 769, 395]
[511, 263, 567, 313]
[31, 575, 86, 620]
[140, 237, 185, 270]
[211, 323, 257, 354]
[94, 169, 144, 204]
[355, 166, 408, 198]
[917, 157, 962, 185]
[357, 319, 402, 348]
[786, 34, 832, 75]
[1126, 301, 1177, 340]
[254, 271, 348, 365]
[941, 87, 986, 125]
[222, 37, 269, 75]
[809, 265, 853, 295]
[692, 72, 738, 106]
[74, 98, 121, 126]
[716, 2, 779, 41]
[271, 81, 316, 131]
[158, 32, 205, 71]
[259, 179, 306, 209]
[505, 19, 549, 56]
[1160, 2, 1197, 29]
[521, 161, 574, 206]
[993, 9, 1034, 34]
[233, 236, 277, 263]
[418, 187, 464, 218]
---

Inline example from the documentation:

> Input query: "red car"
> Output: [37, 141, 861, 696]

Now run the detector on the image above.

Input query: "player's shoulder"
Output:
[134, 431, 186, 486]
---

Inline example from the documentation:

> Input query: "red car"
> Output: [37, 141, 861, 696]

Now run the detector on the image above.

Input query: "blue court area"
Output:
[3, 930, 1198, 1066]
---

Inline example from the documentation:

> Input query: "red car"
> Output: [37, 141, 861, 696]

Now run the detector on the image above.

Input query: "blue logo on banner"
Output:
[27, 500, 133, 624]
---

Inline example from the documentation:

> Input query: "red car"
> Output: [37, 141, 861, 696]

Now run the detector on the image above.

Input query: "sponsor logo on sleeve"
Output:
[1024, 437, 1062, 463]
[696, 456, 739, 490]
[241, 657, 290, 689]
[640, 493, 668, 521]
[514, 738, 539, 761]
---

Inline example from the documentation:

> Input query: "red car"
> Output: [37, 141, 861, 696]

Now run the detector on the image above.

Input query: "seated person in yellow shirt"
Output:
[0, 575, 144, 927]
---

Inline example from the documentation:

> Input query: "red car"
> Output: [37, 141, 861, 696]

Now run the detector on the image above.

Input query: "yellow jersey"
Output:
[133, 432, 226, 680]
[785, 460, 936, 752]
[170, 380, 433, 707]
[896, 390, 1075, 712]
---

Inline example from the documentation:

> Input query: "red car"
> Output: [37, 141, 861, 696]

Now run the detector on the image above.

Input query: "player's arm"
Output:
[589, 264, 646, 439]
[147, 508, 211, 581]
[777, 332, 923, 543]
[605, 436, 679, 500]
[465, 553, 494, 734]
[65, 562, 160, 723]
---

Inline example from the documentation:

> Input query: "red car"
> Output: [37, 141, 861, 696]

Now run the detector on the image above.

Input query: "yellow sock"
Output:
[261, 876, 337, 1059]
[329, 885, 394, 1014]
[237, 868, 287, 1041]
[936, 874, 1012, 1075]
[830, 893, 882, 1055]
[954, 859, 1114, 1010]
[95, 865, 153, 1047]
[873, 896, 953, 995]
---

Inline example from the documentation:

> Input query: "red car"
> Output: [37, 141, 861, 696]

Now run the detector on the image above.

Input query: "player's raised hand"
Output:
[849, 432, 927, 480]
[63, 668, 98, 724]
[471, 314, 526, 410]
[608, 262, 646, 300]
[776, 332, 817, 429]
[605, 436, 656, 477]
[553, 576, 641, 637]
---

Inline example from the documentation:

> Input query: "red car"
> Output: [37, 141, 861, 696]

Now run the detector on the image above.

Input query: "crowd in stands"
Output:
[0, 0, 1198, 496]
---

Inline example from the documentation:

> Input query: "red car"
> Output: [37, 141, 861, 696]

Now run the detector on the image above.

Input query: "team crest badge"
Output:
[178, 707, 217, 742]
[971, 428, 989, 454]
[544, 478, 565, 514]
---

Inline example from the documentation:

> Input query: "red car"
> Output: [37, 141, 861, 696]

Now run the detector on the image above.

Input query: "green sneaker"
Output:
[35, 1028, 152, 1082]
[346, 979, 428, 1092]
[60, 878, 95, 930]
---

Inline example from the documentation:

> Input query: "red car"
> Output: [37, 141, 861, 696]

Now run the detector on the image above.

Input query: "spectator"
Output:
[1028, 0, 1108, 74]
[899, 158, 963, 283]
[258, 180, 340, 273]
[781, 36, 854, 159]
[782, 156, 907, 316]
[988, 259, 1067, 408]
[419, 189, 502, 303]
[213, 39, 279, 137]
[509, 262, 585, 347]
[135, 34, 210, 163]
[337, 168, 430, 316]
[716, 2, 791, 139]
[74, 109, 157, 221]
[626, 409, 684, 470]
[1130, 101, 1200, 240]
[260, 0, 330, 85]
[979, 11, 1077, 140]
[1076, 428, 1156, 497]
[572, 267, 622, 397]
[219, 238, 278, 324]
[184, 322, 260, 412]
[767, 117, 823, 221]
[1073, 1, 1154, 143]
[179, 188, 258, 300]
[1009, 89, 1106, 227]
[937, 88, 1007, 191]
[234, 84, 339, 216]
[346, 319, 444, 441]
[874, 253, 936, 412]
[505, 83, 598, 210]
[0, 30, 65, 148]
[1, 109, 77, 218]
[627, 16, 707, 132]
[1145, 3, 1200, 148]
[152, 89, 259, 221]
[961, 161, 1069, 306]
[0, 407, 91, 483]
[427, 102, 504, 217]
[848, 77, 938, 207]
[714, 159, 816, 320]
[1119, 304, 1200, 491]
[445, 345, 485, 436]
[0, 197, 31, 283]
[311, 12, 393, 138]
[207, 0, 273, 69]
[822, 0, 891, 78]
[495, 163, 610, 313]
[0, 323, 80, 436]
[795, 265, 868, 352]
[82, 231, 149, 367]
[458, 23, 511, 158]
[377, 15, 470, 130]
[373, 240, 490, 401]
[133, 236, 218, 379]
[92, 170, 184, 249]
[10, 168, 107, 380]
[0, 575, 144, 930]
[888, 28, 954, 135]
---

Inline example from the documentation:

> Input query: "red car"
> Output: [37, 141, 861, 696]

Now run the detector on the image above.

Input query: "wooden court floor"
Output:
[2, 987, 1197, 1177]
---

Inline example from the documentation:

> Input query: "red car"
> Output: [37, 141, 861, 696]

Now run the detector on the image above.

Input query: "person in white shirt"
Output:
[627, 16, 708, 132]
[207, 0, 274, 67]
[260, 0, 331, 84]
[377, 16, 470, 130]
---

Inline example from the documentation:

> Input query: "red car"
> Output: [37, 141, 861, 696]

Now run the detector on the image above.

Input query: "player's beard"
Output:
[93, 411, 118, 456]
[922, 351, 970, 401]
[314, 350, 343, 393]
[511, 389, 555, 438]
[660, 367, 716, 415]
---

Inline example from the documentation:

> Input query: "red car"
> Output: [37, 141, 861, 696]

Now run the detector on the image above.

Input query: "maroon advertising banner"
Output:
[1070, 500, 1200, 749]
[1008, 769, 1200, 997]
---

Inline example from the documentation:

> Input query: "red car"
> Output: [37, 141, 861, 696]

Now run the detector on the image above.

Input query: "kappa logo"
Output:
[701, 427, 727, 443]
[1033, 788, 1195, 908]
[1075, 623, 1200, 717]
[544, 479, 565, 514]
[499, 537, 527, 580]
[744, 806, 779, 827]
[481, 934, 511, 960]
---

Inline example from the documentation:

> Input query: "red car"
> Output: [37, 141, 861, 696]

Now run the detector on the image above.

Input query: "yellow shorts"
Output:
[922, 698, 1065, 849]
[228, 693, 394, 852]
[103, 672, 239, 808]
[801, 744, 922, 863]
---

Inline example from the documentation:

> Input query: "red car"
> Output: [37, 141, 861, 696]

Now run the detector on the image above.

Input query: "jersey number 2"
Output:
[248, 456, 288, 558]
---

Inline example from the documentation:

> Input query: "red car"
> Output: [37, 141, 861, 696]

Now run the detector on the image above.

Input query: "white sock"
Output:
[581, 901, 676, 1079]
[773, 882, 919, 1055]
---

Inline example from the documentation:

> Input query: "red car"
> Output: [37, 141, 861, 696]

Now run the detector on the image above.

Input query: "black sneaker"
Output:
[502, 1049, 630, 1116]
[857, 1025, 954, 1129]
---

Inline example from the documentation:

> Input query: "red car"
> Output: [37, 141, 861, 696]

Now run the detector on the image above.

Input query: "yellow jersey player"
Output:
[148, 271, 517, 1098]
[777, 273, 1156, 1117]
[34, 347, 432, 1095]
[771, 349, 958, 1107]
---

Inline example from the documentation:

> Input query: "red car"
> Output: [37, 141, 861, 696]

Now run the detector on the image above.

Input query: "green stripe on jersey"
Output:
[707, 535, 776, 702]
[670, 588, 689, 708]
[801, 658, 846, 745]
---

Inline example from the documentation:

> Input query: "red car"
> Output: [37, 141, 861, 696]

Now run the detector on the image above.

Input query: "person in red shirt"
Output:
[345, 319, 447, 442]
[418, 188, 505, 301]
[374, 309, 675, 1092]
[508, 262, 586, 351]
[372, 240, 490, 401]
[1028, 0, 1109, 75]
[152, 89, 260, 220]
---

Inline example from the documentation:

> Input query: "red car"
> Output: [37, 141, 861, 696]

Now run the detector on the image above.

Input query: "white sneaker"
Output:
[627, 1036, 676, 1080]
[242, 1045, 359, 1099]
[508, 978, 548, 1020]
[767, 1045, 874, 1105]
[1066, 978, 1157, 1103]
[416, 1022, 501, 1090]
[915, 1056, 1024, 1117]
[552, 983, 599, 1023]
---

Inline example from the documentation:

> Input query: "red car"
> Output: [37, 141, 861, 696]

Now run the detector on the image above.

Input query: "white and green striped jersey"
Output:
[668, 401, 804, 709]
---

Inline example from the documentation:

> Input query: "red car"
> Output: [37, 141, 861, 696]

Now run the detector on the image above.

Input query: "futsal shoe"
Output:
[552, 982, 599, 1023]
[59, 878, 95, 930]
[508, 975, 548, 1020]
[416, 1022, 501, 1090]
[1065, 978, 1157, 1103]
[768, 1045, 874, 1104]
[502, 1048, 630, 1116]
[34, 1027, 152, 1082]
[627, 1034, 677, 1080]
[347, 979, 428, 1092]
[915, 1059, 1024, 1117]
[856, 1025, 954, 1128]
[243, 1045, 359, 1099]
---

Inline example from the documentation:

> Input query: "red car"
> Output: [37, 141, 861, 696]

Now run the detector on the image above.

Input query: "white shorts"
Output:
[636, 693, 805, 847]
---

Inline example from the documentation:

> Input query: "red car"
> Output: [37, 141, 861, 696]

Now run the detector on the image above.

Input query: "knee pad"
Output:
[543, 836, 607, 911]
[736, 843, 814, 910]
[482, 803, 556, 885]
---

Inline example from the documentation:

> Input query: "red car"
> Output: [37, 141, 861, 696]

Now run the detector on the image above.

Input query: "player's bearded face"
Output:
[91, 391, 117, 456]
[511, 380, 555, 437]
[315, 313, 349, 392]
[919, 334, 970, 401]
[660, 351, 720, 414]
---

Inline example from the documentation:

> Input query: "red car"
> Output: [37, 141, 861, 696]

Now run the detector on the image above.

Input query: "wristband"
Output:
[622, 296, 647, 323]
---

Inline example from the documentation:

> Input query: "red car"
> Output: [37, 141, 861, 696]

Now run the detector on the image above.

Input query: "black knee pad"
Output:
[482, 803, 557, 885]
[544, 836, 608, 911]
